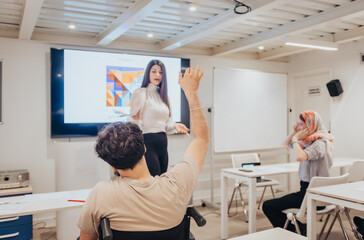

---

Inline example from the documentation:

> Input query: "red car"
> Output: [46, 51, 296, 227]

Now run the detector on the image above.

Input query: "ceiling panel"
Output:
[0, 0, 362, 61]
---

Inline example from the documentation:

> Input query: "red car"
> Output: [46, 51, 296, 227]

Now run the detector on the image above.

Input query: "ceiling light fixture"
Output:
[284, 36, 338, 51]
[68, 23, 76, 29]
[187, 1, 196, 11]
[147, 32, 154, 38]
[258, 46, 264, 50]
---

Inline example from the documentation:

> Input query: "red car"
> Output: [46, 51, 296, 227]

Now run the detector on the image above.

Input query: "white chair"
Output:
[348, 160, 364, 182]
[324, 161, 364, 240]
[228, 153, 279, 222]
[283, 174, 349, 239]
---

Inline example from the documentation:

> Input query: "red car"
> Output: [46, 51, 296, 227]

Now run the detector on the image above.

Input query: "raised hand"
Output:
[294, 129, 309, 141]
[178, 66, 204, 95]
[293, 122, 300, 133]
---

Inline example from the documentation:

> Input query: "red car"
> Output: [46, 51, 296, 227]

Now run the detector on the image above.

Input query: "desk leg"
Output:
[248, 178, 257, 233]
[307, 193, 317, 240]
[221, 174, 228, 239]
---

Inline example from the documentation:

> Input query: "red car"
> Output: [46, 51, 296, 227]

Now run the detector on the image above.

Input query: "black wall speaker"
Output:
[326, 79, 343, 97]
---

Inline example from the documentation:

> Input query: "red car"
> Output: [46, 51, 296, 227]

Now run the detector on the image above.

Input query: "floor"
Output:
[33, 204, 361, 240]
[190, 204, 361, 240]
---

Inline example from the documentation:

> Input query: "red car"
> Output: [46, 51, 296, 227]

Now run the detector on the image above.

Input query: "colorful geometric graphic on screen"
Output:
[106, 66, 144, 107]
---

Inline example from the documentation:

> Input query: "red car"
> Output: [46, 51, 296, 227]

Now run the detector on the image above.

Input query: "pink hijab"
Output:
[298, 111, 334, 151]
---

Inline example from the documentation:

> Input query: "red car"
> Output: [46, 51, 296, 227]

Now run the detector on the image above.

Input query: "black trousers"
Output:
[143, 132, 168, 177]
[262, 181, 309, 232]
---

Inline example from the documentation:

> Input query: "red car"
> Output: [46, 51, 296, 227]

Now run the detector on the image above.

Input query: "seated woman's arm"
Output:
[292, 129, 309, 162]
[283, 122, 300, 147]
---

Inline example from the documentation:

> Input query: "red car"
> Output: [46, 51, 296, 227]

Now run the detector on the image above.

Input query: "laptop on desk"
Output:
[241, 162, 270, 182]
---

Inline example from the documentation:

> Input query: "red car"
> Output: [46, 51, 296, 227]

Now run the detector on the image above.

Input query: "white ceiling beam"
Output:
[96, 0, 169, 45]
[18, 0, 44, 40]
[212, 0, 364, 56]
[259, 27, 364, 60]
[333, 27, 364, 43]
[160, 0, 289, 51]
[259, 46, 313, 60]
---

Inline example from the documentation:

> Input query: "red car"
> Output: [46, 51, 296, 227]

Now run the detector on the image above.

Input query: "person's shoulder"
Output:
[131, 88, 146, 100]
[164, 156, 199, 176]
[133, 87, 146, 95]
[93, 181, 115, 193]
[313, 138, 326, 144]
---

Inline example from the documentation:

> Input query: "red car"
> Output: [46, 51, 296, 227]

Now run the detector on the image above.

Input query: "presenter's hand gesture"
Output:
[132, 110, 141, 120]
[174, 123, 190, 136]
[179, 66, 204, 94]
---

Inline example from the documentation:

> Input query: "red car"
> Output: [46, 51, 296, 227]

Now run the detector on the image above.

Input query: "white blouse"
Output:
[130, 84, 175, 134]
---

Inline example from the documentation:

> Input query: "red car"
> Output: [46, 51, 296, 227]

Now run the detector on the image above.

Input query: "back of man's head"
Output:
[95, 122, 145, 170]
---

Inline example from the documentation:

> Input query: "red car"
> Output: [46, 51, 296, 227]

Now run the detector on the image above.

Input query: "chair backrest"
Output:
[98, 206, 205, 240]
[231, 153, 260, 168]
[109, 217, 188, 240]
[296, 173, 349, 218]
[348, 160, 364, 182]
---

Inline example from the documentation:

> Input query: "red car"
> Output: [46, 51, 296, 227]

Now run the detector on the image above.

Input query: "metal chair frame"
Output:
[228, 153, 278, 222]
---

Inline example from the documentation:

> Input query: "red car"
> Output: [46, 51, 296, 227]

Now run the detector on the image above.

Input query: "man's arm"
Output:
[80, 231, 98, 240]
[179, 66, 210, 172]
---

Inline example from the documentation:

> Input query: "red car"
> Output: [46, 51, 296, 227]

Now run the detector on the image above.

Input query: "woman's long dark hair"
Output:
[141, 60, 170, 112]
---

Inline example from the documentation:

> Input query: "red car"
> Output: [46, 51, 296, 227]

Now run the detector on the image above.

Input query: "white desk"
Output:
[228, 228, 307, 240]
[307, 181, 364, 240]
[220, 158, 361, 239]
[0, 188, 91, 219]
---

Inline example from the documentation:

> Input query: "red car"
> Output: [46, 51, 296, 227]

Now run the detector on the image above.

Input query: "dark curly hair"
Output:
[95, 122, 145, 170]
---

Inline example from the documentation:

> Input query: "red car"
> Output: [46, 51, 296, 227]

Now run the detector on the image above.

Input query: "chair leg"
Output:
[228, 187, 237, 214]
[337, 213, 350, 240]
[318, 214, 331, 240]
[324, 210, 339, 240]
[257, 187, 267, 210]
[283, 218, 290, 229]
[292, 216, 301, 235]
[343, 207, 364, 240]
[237, 187, 248, 223]
[270, 185, 276, 198]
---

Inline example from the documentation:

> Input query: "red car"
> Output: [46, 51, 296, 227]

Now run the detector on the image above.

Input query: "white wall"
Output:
[0, 39, 55, 193]
[287, 39, 364, 159]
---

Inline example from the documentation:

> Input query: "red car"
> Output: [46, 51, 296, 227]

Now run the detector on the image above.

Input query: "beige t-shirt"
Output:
[77, 156, 199, 234]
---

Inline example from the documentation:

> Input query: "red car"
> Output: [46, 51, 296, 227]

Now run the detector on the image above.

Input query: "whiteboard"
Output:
[213, 68, 287, 153]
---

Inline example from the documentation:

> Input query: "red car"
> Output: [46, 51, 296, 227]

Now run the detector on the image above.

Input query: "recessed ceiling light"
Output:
[189, 5, 196, 11]
[68, 23, 75, 29]
[258, 46, 264, 50]
[147, 32, 154, 38]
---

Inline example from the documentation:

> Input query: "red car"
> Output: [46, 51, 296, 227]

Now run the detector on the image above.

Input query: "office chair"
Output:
[97, 206, 206, 240]
[283, 174, 349, 239]
[229, 153, 279, 222]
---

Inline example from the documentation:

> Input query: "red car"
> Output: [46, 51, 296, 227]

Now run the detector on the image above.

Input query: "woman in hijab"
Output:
[263, 110, 334, 234]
